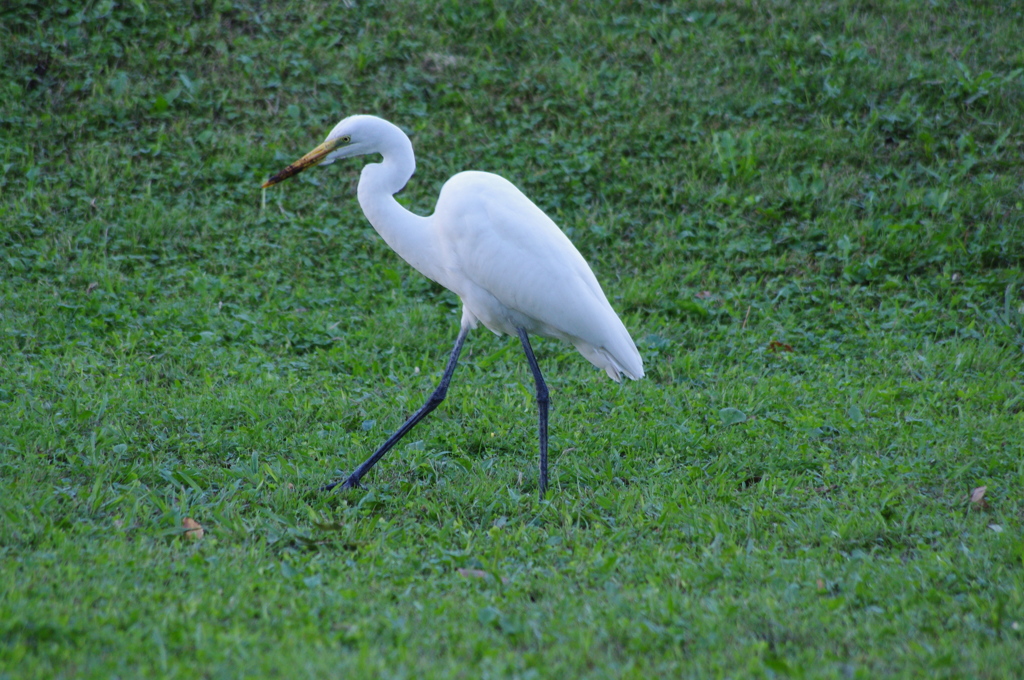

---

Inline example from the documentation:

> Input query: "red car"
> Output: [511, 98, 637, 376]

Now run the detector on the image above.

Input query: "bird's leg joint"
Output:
[425, 385, 449, 409]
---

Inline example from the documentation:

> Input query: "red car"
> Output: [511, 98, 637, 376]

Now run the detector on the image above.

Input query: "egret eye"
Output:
[328, 136, 350, 151]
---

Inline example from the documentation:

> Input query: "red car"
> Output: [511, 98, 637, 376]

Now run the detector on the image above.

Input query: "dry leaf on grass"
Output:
[182, 517, 204, 540]
[970, 486, 988, 509]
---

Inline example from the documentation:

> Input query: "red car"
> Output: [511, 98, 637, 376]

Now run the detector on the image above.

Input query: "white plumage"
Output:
[263, 115, 642, 497]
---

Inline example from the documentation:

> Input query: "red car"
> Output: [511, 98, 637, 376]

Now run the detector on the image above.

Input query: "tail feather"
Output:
[576, 341, 644, 383]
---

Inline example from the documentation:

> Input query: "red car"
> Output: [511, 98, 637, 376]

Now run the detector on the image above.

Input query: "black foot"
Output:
[321, 476, 362, 492]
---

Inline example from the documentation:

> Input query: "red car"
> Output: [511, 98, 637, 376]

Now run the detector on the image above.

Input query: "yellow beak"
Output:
[261, 138, 338, 188]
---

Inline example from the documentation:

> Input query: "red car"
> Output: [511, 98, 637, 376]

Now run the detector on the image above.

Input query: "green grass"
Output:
[2, 0, 1023, 677]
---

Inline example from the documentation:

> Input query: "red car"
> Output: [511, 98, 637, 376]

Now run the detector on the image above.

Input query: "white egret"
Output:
[262, 115, 643, 498]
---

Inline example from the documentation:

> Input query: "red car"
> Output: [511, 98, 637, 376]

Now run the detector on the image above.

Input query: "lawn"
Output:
[1, 1, 1023, 677]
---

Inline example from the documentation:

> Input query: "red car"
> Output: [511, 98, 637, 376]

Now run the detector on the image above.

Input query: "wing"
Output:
[431, 171, 643, 380]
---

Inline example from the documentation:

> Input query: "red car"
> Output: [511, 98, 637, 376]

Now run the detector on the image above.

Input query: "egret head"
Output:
[261, 115, 403, 188]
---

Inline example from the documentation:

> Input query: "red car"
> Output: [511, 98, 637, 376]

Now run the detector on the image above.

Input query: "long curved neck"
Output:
[356, 135, 440, 283]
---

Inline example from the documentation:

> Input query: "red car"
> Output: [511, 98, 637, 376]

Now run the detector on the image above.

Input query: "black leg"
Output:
[323, 326, 470, 492]
[517, 328, 550, 499]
